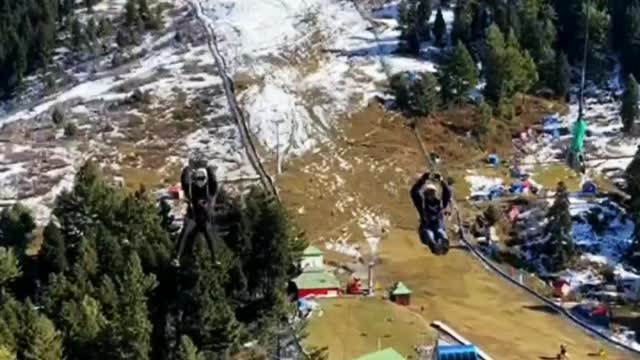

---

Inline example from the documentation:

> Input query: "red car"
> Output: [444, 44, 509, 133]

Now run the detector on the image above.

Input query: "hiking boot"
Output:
[171, 258, 181, 268]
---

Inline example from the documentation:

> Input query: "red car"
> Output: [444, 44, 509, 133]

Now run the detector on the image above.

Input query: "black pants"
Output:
[419, 221, 449, 255]
[175, 216, 217, 262]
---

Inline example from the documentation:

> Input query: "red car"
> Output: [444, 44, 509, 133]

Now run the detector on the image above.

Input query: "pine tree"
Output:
[125, 0, 139, 28]
[475, 101, 492, 144]
[390, 73, 412, 111]
[412, 72, 439, 117]
[86, 18, 97, 45]
[21, 303, 65, 360]
[484, 25, 537, 105]
[550, 51, 570, 99]
[0, 346, 16, 360]
[622, 74, 639, 134]
[0, 247, 21, 293]
[84, 0, 94, 12]
[439, 41, 478, 104]
[433, 7, 447, 47]
[60, 295, 106, 358]
[98, 18, 113, 39]
[623, 4, 640, 80]
[0, 204, 35, 251]
[177, 335, 203, 360]
[71, 17, 85, 51]
[545, 182, 574, 271]
[451, 1, 472, 46]
[42, 222, 67, 274]
[106, 253, 155, 360]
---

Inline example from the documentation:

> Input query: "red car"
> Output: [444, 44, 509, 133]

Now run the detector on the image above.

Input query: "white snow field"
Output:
[198, 0, 453, 158]
[0, 0, 256, 223]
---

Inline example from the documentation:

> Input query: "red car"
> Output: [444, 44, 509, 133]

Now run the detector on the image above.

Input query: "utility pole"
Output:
[275, 119, 285, 175]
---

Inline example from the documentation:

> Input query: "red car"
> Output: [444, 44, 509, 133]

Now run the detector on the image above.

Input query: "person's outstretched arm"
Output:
[410, 173, 429, 219]
[205, 165, 218, 198]
[440, 180, 452, 210]
[181, 166, 192, 201]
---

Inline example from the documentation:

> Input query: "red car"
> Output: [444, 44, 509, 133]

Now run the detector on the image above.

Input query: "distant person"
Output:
[410, 172, 451, 255]
[172, 158, 219, 267]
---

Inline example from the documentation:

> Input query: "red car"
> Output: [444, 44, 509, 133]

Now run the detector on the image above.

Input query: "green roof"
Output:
[355, 348, 406, 360]
[391, 282, 412, 296]
[303, 245, 323, 256]
[293, 271, 340, 290]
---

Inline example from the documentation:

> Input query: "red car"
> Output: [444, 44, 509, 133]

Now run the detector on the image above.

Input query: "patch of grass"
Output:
[306, 297, 436, 360]
[531, 164, 581, 191]
[118, 166, 168, 192]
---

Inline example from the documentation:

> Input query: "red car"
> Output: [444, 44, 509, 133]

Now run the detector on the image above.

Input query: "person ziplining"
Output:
[410, 171, 452, 255]
[171, 157, 220, 268]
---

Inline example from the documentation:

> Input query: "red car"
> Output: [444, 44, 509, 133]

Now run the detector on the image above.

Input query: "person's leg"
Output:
[202, 220, 219, 265]
[419, 224, 437, 254]
[173, 218, 196, 267]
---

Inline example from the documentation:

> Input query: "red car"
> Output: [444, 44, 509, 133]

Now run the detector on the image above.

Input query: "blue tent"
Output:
[435, 345, 480, 360]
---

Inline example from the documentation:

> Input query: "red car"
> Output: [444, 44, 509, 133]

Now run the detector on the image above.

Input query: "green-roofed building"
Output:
[293, 270, 340, 298]
[390, 282, 412, 306]
[301, 245, 324, 271]
[355, 348, 406, 360]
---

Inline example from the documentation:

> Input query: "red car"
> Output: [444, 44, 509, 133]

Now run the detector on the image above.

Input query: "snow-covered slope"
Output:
[197, 0, 453, 157]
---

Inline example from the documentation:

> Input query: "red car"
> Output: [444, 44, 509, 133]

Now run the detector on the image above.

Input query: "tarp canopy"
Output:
[572, 118, 587, 153]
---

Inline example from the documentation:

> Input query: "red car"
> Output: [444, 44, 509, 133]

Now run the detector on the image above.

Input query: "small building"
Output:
[552, 279, 571, 298]
[355, 348, 406, 360]
[300, 245, 324, 271]
[435, 345, 480, 360]
[292, 271, 340, 299]
[390, 282, 412, 306]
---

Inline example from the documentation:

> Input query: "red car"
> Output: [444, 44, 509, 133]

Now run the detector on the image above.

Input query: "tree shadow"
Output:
[523, 304, 560, 315]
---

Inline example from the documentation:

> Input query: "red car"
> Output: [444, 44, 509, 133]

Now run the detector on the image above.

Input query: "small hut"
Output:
[390, 282, 412, 306]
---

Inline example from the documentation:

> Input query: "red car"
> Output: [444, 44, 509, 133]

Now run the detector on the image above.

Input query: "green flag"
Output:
[571, 118, 587, 153]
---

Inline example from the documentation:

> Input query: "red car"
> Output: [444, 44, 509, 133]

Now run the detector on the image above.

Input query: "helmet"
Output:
[192, 168, 207, 187]
[425, 183, 437, 192]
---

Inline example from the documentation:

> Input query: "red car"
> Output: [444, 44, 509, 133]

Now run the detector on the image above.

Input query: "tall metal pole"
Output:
[578, 0, 590, 120]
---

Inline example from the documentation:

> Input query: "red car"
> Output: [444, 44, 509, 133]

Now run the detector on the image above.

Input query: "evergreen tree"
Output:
[125, 0, 139, 28]
[622, 74, 639, 134]
[550, 51, 570, 99]
[412, 72, 439, 117]
[0, 204, 35, 251]
[0, 247, 21, 293]
[177, 335, 203, 360]
[98, 18, 113, 39]
[0, 346, 16, 360]
[484, 25, 537, 105]
[545, 182, 575, 271]
[22, 303, 65, 360]
[451, 1, 472, 46]
[84, 0, 94, 12]
[623, 4, 640, 80]
[390, 73, 412, 111]
[60, 295, 106, 358]
[433, 7, 447, 47]
[42, 222, 67, 275]
[105, 253, 155, 360]
[439, 41, 478, 104]
[398, 0, 432, 54]
[475, 101, 492, 144]
[71, 17, 85, 51]
[86, 18, 97, 45]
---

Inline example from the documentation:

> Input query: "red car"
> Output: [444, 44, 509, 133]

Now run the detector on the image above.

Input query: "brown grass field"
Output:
[279, 103, 634, 360]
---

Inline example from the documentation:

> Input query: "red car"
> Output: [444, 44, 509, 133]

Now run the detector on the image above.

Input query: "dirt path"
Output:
[278, 104, 634, 360]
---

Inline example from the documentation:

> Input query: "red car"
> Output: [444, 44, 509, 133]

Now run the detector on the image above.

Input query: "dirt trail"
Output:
[278, 104, 634, 360]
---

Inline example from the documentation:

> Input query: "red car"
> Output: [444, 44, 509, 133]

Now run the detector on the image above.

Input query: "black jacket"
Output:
[410, 173, 451, 226]
[181, 165, 218, 222]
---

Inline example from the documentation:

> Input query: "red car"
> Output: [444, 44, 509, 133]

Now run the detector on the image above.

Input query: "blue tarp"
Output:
[487, 154, 500, 167]
[581, 181, 597, 195]
[488, 185, 504, 199]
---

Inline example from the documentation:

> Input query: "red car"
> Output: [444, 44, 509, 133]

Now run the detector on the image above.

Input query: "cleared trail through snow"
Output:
[190, 0, 279, 199]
